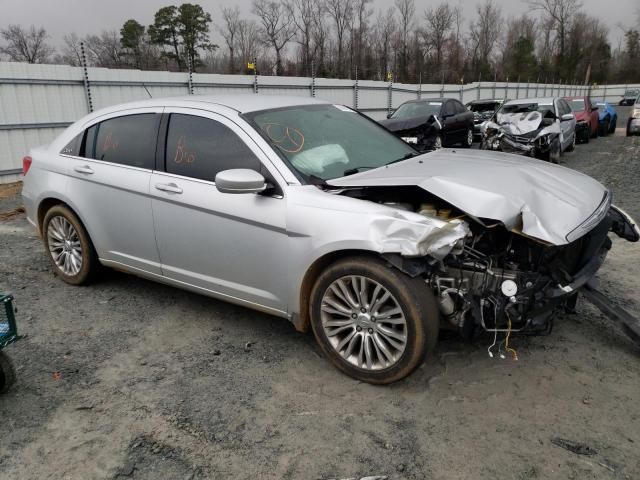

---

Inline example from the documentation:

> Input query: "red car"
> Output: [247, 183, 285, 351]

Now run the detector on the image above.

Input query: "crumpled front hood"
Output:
[327, 149, 608, 245]
[495, 111, 543, 135]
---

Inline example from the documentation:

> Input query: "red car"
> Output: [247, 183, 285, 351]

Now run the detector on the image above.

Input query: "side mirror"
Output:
[215, 169, 266, 194]
[561, 113, 575, 122]
[386, 113, 393, 119]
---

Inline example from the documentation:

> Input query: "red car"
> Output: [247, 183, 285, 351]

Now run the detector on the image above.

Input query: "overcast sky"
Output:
[0, 0, 637, 50]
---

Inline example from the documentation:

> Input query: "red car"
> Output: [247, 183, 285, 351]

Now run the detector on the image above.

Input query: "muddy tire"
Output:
[43, 205, 99, 285]
[309, 256, 439, 385]
[0, 351, 16, 394]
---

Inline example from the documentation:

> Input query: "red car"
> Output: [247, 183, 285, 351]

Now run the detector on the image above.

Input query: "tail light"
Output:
[22, 156, 32, 176]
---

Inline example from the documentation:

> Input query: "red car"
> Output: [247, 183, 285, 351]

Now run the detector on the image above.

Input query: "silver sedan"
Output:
[22, 95, 639, 384]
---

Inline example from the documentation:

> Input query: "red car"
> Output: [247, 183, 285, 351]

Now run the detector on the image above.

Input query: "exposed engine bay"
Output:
[336, 185, 640, 352]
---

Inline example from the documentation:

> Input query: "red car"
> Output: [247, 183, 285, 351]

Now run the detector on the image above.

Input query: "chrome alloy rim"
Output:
[467, 129, 473, 146]
[435, 136, 443, 149]
[320, 275, 408, 371]
[47, 216, 83, 276]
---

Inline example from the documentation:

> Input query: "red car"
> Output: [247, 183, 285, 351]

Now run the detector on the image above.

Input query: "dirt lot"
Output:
[1, 113, 639, 480]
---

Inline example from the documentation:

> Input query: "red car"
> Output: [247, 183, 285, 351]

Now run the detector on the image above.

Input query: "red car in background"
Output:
[565, 96, 599, 143]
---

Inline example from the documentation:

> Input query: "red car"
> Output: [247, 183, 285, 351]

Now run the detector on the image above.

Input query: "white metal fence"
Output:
[1, 61, 638, 183]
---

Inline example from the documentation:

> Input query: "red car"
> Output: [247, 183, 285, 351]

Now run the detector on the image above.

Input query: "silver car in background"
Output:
[21, 95, 639, 384]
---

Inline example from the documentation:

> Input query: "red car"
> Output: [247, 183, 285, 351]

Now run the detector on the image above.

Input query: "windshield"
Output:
[624, 90, 638, 97]
[469, 102, 501, 112]
[391, 101, 441, 119]
[244, 104, 417, 181]
[569, 99, 586, 112]
[501, 102, 554, 117]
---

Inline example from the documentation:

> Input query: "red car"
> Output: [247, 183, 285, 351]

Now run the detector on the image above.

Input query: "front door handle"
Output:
[73, 165, 94, 174]
[155, 182, 183, 194]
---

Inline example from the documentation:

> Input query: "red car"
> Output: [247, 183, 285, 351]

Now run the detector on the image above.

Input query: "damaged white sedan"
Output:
[22, 95, 639, 384]
[481, 97, 577, 163]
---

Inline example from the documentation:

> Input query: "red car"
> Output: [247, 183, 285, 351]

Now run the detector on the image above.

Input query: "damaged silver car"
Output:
[22, 95, 640, 384]
[481, 97, 577, 163]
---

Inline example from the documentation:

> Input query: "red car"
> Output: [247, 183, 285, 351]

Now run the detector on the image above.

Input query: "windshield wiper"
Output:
[386, 151, 419, 166]
[343, 166, 376, 176]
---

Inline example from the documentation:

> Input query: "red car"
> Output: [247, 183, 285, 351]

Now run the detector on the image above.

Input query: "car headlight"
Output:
[566, 192, 612, 243]
[632, 108, 640, 119]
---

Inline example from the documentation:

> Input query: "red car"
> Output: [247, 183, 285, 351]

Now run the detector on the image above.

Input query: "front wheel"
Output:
[309, 256, 439, 384]
[599, 119, 610, 137]
[434, 134, 443, 149]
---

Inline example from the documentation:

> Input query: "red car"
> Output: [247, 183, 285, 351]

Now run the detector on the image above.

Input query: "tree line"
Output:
[1, 0, 640, 85]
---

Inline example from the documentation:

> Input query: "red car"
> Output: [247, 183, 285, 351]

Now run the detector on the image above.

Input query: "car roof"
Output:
[504, 97, 557, 105]
[401, 98, 454, 104]
[89, 94, 330, 116]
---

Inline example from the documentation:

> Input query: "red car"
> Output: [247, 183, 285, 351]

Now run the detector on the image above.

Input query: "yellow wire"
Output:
[505, 313, 519, 361]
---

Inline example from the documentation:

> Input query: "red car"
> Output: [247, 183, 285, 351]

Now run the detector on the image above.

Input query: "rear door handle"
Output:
[155, 182, 183, 194]
[73, 165, 94, 174]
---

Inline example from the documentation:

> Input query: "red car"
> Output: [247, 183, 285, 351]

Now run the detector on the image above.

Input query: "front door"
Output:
[149, 109, 290, 314]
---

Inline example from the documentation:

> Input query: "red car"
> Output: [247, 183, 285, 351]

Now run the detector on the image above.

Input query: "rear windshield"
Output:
[468, 102, 501, 112]
[569, 99, 586, 112]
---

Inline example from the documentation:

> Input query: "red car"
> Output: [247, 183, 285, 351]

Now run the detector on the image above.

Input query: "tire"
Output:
[591, 123, 598, 138]
[541, 138, 561, 163]
[599, 119, 610, 137]
[309, 256, 439, 385]
[0, 351, 16, 394]
[434, 134, 443, 149]
[462, 128, 473, 148]
[43, 205, 99, 285]
[609, 118, 617, 133]
[565, 132, 576, 152]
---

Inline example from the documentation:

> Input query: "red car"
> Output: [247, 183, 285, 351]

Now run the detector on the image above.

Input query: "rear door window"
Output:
[442, 101, 455, 117]
[86, 114, 158, 169]
[165, 114, 261, 182]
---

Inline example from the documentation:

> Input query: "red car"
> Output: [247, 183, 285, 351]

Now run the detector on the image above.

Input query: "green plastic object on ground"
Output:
[0, 293, 18, 393]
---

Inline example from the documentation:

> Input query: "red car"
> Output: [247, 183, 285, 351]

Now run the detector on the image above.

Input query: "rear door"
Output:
[441, 101, 458, 145]
[66, 108, 162, 274]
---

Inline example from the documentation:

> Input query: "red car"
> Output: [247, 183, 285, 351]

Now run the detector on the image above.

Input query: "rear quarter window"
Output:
[60, 133, 83, 156]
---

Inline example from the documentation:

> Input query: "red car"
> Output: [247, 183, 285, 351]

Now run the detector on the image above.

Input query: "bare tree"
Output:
[424, 3, 455, 77]
[238, 19, 261, 69]
[469, 0, 503, 79]
[351, 0, 373, 76]
[394, 0, 415, 82]
[326, 0, 353, 77]
[0, 25, 54, 63]
[310, 0, 328, 75]
[527, 0, 582, 63]
[84, 30, 125, 68]
[371, 8, 397, 79]
[53, 33, 83, 66]
[286, 0, 316, 75]
[219, 6, 241, 73]
[252, 0, 296, 75]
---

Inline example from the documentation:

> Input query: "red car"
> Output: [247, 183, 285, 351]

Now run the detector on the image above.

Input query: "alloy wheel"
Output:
[47, 216, 83, 276]
[320, 275, 408, 371]
[466, 129, 473, 146]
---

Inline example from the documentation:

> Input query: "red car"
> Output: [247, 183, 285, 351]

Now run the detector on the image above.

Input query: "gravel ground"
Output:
[1, 111, 639, 480]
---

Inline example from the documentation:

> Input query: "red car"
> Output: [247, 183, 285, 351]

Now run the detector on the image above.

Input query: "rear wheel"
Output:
[591, 123, 598, 138]
[599, 118, 610, 137]
[309, 256, 439, 384]
[609, 118, 617, 133]
[43, 205, 99, 285]
[434, 134, 443, 149]
[0, 351, 16, 394]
